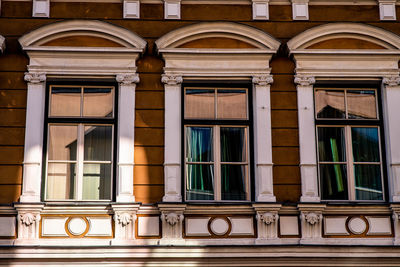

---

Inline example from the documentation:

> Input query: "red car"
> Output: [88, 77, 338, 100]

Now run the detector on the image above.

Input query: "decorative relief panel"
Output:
[136, 215, 161, 239]
[40, 215, 113, 238]
[184, 216, 255, 238]
[323, 215, 393, 238]
[0, 216, 17, 239]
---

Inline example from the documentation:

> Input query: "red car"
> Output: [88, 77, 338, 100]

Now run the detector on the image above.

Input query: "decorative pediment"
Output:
[288, 23, 400, 52]
[156, 22, 280, 52]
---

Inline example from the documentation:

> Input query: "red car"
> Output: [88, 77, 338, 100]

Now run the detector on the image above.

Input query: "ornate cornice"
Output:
[294, 75, 315, 86]
[383, 75, 400, 87]
[252, 75, 274, 86]
[116, 73, 140, 84]
[24, 72, 46, 84]
[161, 74, 183, 85]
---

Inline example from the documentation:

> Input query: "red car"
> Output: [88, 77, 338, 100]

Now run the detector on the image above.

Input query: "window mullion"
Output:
[76, 124, 85, 200]
[215, 125, 221, 201]
[347, 126, 355, 200]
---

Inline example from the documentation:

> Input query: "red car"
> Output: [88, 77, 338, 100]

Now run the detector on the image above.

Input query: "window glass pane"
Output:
[217, 89, 247, 119]
[318, 127, 346, 162]
[84, 125, 112, 161]
[186, 127, 213, 162]
[48, 125, 78, 161]
[320, 164, 348, 200]
[220, 127, 246, 162]
[186, 164, 214, 200]
[347, 90, 377, 119]
[46, 163, 75, 200]
[50, 87, 81, 117]
[315, 90, 345, 118]
[221, 164, 247, 200]
[185, 89, 215, 119]
[83, 87, 113, 117]
[354, 164, 383, 200]
[82, 163, 111, 200]
[352, 127, 380, 162]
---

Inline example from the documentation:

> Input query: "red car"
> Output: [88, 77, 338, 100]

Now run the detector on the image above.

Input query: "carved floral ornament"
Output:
[304, 212, 322, 225]
[161, 212, 184, 226]
[161, 74, 183, 85]
[252, 75, 274, 86]
[19, 213, 40, 226]
[116, 73, 140, 85]
[383, 75, 400, 87]
[257, 212, 278, 225]
[115, 212, 136, 226]
[24, 72, 46, 84]
[294, 75, 316, 86]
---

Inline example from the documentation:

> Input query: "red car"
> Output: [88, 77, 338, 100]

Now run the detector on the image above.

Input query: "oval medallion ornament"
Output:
[348, 217, 367, 235]
[67, 217, 88, 236]
[210, 218, 229, 236]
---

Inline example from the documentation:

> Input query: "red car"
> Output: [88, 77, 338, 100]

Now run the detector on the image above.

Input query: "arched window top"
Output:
[288, 23, 400, 52]
[19, 20, 146, 51]
[156, 22, 280, 52]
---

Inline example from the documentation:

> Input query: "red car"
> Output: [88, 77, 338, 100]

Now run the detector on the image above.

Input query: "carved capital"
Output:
[383, 75, 400, 87]
[252, 75, 273, 86]
[257, 212, 278, 225]
[161, 212, 184, 226]
[294, 75, 315, 86]
[24, 72, 46, 84]
[161, 74, 183, 85]
[116, 73, 140, 84]
[115, 212, 135, 227]
[19, 213, 39, 226]
[304, 212, 321, 225]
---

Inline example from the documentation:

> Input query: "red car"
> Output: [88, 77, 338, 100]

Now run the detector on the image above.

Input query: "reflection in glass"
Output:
[320, 164, 348, 200]
[48, 125, 78, 161]
[185, 89, 215, 119]
[315, 90, 345, 118]
[186, 127, 213, 162]
[347, 90, 377, 119]
[352, 127, 380, 162]
[46, 163, 75, 200]
[186, 164, 214, 200]
[354, 164, 383, 200]
[84, 125, 112, 161]
[217, 89, 247, 119]
[318, 127, 346, 162]
[83, 87, 113, 117]
[50, 87, 81, 117]
[82, 163, 111, 200]
[221, 165, 246, 200]
[220, 127, 246, 162]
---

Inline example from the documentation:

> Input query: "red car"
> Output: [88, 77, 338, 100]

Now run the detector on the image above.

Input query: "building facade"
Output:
[1, 0, 400, 265]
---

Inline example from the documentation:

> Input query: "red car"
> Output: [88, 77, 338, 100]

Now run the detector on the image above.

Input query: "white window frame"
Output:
[288, 23, 400, 202]
[155, 22, 280, 202]
[18, 20, 146, 203]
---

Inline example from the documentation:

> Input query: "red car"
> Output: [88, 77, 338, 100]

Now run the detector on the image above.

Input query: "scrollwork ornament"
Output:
[252, 75, 274, 86]
[258, 212, 278, 225]
[116, 73, 140, 84]
[24, 72, 46, 84]
[294, 75, 316, 86]
[305, 212, 321, 225]
[161, 74, 183, 85]
[383, 75, 400, 87]
[20, 213, 39, 226]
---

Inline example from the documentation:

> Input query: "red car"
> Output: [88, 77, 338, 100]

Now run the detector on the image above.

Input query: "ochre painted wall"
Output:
[0, 1, 397, 204]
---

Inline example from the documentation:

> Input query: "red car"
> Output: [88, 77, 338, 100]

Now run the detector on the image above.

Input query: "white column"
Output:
[294, 75, 320, 202]
[162, 74, 183, 202]
[20, 72, 46, 203]
[115, 73, 139, 203]
[252, 75, 276, 202]
[382, 75, 400, 202]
